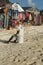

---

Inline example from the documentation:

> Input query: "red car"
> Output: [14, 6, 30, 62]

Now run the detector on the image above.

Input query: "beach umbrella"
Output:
[12, 3, 24, 12]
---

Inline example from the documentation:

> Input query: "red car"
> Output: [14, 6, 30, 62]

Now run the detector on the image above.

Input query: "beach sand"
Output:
[0, 26, 43, 65]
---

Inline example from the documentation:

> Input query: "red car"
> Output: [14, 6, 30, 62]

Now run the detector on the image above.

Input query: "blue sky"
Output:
[10, 0, 43, 10]
[32, 0, 43, 10]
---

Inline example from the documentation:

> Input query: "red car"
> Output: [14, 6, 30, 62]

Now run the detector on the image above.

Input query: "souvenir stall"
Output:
[12, 3, 24, 27]
[0, 8, 4, 28]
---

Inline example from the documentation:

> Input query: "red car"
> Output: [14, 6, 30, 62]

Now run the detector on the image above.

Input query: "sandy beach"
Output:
[0, 26, 43, 65]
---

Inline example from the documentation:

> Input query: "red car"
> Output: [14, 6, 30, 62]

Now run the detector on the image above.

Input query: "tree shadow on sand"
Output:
[0, 30, 19, 44]
[0, 39, 17, 44]
[0, 39, 9, 44]
[0, 40, 17, 44]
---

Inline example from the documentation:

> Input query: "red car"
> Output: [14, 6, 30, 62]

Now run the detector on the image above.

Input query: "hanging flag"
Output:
[26, 11, 29, 17]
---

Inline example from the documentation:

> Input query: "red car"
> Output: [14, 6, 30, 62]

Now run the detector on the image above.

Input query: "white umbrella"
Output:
[12, 3, 24, 12]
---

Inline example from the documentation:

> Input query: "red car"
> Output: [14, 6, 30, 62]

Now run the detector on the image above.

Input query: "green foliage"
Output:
[6, 0, 10, 3]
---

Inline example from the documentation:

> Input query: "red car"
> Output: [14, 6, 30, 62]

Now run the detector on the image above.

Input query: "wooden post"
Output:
[18, 24, 24, 43]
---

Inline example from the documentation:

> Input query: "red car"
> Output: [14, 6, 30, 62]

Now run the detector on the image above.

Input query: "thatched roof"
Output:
[23, 7, 40, 13]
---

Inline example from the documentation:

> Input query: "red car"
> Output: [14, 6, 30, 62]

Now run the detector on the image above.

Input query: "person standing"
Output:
[29, 13, 32, 25]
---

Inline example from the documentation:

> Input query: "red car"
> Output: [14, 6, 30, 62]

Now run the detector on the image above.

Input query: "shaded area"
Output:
[0, 30, 19, 44]
[0, 39, 9, 44]
[0, 39, 17, 44]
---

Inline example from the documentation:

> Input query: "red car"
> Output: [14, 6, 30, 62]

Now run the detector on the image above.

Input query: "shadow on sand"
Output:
[0, 39, 17, 44]
[0, 39, 9, 44]
[0, 30, 19, 44]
